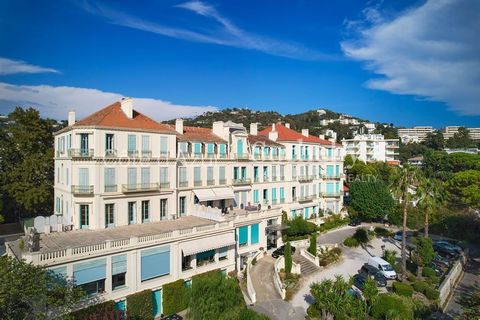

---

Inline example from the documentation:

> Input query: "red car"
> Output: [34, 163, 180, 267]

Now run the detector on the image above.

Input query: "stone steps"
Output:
[293, 253, 319, 277]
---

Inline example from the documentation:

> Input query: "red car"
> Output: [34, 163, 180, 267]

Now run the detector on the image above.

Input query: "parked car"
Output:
[271, 245, 296, 258]
[393, 231, 402, 241]
[434, 240, 462, 253]
[353, 274, 368, 291]
[428, 262, 444, 276]
[367, 256, 397, 280]
[433, 243, 458, 258]
[347, 287, 364, 300]
[349, 218, 361, 227]
[432, 254, 450, 268]
[359, 264, 387, 287]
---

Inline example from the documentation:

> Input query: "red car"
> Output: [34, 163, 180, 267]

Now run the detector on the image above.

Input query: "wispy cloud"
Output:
[341, 0, 480, 115]
[77, 0, 335, 61]
[0, 57, 60, 75]
[0, 82, 217, 120]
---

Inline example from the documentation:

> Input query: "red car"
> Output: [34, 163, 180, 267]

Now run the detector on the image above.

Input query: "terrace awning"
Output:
[181, 233, 236, 256]
[193, 187, 235, 202]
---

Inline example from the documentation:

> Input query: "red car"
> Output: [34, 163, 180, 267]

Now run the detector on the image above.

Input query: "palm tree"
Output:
[417, 177, 445, 238]
[390, 164, 421, 281]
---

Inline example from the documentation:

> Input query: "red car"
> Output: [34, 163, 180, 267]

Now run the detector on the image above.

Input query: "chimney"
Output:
[302, 129, 309, 137]
[271, 123, 276, 131]
[319, 134, 325, 140]
[250, 123, 258, 136]
[68, 111, 75, 126]
[120, 97, 133, 119]
[268, 131, 278, 141]
[285, 123, 290, 129]
[175, 119, 184, 134]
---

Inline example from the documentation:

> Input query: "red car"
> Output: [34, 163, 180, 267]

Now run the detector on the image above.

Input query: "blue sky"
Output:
[0, 0, 479, 128]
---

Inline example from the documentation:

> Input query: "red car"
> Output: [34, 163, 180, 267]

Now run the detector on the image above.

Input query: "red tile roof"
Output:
[247, 134, 283, 147]
[259, 123, 341, 146]
[72, 101, 175, 133]
[174, 126, 227, 143]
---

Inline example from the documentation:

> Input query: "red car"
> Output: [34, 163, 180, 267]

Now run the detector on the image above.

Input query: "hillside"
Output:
[163, 107, 392, 142]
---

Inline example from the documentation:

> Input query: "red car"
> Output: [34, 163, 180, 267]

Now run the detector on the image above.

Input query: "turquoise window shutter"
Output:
[238, 226, 248, 245]
[327, 148, 333, 157]
[194, 143, 201, 154]
[219, 144, 226, 154]
[326, 183, 334, 194]
[335, 182, 340, 193]
[304, 208, 309, 219]
[335, 165, 340, 176]
[207, 143, 214, 154]
[196, 249, 215, 260]
[237, 139, 243, 154]
[326, 165, 334, 177]
[272, 188, 277, 200]
[250, 224, 259, 244]
[140, 246, 170, 281]
[280, 187, 285, 199]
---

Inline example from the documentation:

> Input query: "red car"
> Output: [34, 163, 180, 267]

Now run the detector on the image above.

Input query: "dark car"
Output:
[433, 243, 458, 258]
[349, 218, 361, 226]
[432, 254, 450, 268]
[352, 274, 368, 291]
[359, 264, 387, 287]
[271, 245, 296, 258]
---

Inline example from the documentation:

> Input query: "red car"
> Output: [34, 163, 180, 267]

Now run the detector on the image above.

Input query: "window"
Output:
[326, 165, 334, 177]
[292, 145, 296, 159]
[104, 168, 116, 192]
[80, 133, 89, 154]
[206, 143, 214, 155]
[219, 166, 226, 184]
[280, 165, 285, 180]
[196, 250, 215, 267]
[160, 199, 167, 220]
[73, 258, 106, 296]
[160, 167, 169, 188]
[292, 165, 297, 179]
[142, 200, 149, 223]
[253, 190, 259, 203]
[112, 254, 127, 290]
[105, 204, 115, 228]
[207, 166, 214, 184]
[250, 224, 259, 244]
[55, 197, 61, 213]
[128, 202, 136, 224]
[160, 136, 168, 156]
[218, 247, 228, 261]
[79, 168, 89, 191]
[179, 167, 187, 187]
[105, 134, 114, 153]
[141, 167, 150, 188]
[127, 135, 136, 156]
[179, 197, 186, 216]
[194, 167, 201, 185]
[238, 226, 248, 246]
[80, 204, 89, 229]
[236, 139, 243, 155]
[194, 143, 201, 155]
[219, 144, 226, 157]
[233, 167, 239, 180]
[178, 142, 188, 155]
[182, 254, 192, 271]
[127, 168, 137, 188]
[141, 135, 150, 156]
[66, 167, 69, 185]
[280, 187, 285, 202]
[140, 246, 170, 281]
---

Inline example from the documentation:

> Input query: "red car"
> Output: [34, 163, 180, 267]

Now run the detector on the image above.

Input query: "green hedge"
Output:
[127, 289, 153, 320]
[424, 286, 440, 300]
[163, 279, 190, 316]
[371, 293, 414, 320]
[353, 228, 369, 244]
[343, 237, 359, 247]
[374, 227, 392, 237]
[69, 301, 115, 320]
[413, 281, 429, 293]
[393, 281, 413, 297]
[422, 267, 436, 278]
[318, 215, 349, 232]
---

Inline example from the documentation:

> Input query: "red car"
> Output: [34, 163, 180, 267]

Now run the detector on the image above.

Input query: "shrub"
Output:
[163, 279, 189, 316]
[371, 294, 414, 320]
[383, 249, 397, 266]
[239, 308, 270, 320]
[252, 257, 257, 266]
[343, 237, 359, 247]
[69, 301, 116, 320]
[308, 233, 317, 256]
[424, 286, 440, 300]
[126, 289, 153, 320]
[374, 227, 392, 237]
[284, 242, 292, 275]
[353, 228, 369, 244]
[285, 217, 316, 238]
[422, 267, 436, 279]
[407, 274, 417, 283]
[393, 281, 414, 297]
[318, 215, 349, 232]
[413, 281, 429, 293]
[318, 247, 342, 266]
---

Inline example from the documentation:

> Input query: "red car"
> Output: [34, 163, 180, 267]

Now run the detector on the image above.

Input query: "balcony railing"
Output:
[179, 181, 188, 188]
[280, 176, 285, 181]
[121, 183, 159, 193]
[322, 174, 343, 179]
[193, 153, 203, 159]
[207, 179, 215, 186]
[141, 150, 152, 158]
[104, 185, 117, 193]
[71, 185, 94, 195]
[127, 150, 139, 158]
[298, 175, 313, 182]
[159, 182, 170, 189]
[254, 154, 261, 160]
[232, 178, 251, 185]
[298, 195, 315, 203]
[218, 179, 226, 185]
[206, 153, 215, 159]
[104, 149, 117, 158]
[272, 176, 277, 182]
[320, 191, 344, 197]
[235, 153, 250, 160]
[254, 177, 260, 183]
[263, 177, 270, 182]
[159, 151, 170, 158]
[68, 149, 94, 158]
[280, 198, 285, 204]
[218, 153, 227, 159]
[194, 180, 203, 187]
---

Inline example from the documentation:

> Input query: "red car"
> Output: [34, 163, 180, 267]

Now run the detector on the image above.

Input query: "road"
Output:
[317, 225, 359, 245]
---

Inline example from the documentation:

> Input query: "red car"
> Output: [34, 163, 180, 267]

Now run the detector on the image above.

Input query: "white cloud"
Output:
[0, 57, 60, 75]
[77, 0, 334, 61]
[0, 82, 218, 120]
[341, 0, 480, 115]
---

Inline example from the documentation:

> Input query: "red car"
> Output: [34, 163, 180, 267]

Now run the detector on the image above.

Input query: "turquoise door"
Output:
[152, 289, 162, 317]
[304, 207, 309, 219]
[114, 300, 126, 316]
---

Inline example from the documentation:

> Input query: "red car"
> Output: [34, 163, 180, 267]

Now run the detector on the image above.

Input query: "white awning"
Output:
[193, 187, 235, 202]
[181, 233, 236, 256]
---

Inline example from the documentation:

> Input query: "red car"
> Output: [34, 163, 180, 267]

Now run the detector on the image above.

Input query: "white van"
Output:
[367, 256, 397, 280]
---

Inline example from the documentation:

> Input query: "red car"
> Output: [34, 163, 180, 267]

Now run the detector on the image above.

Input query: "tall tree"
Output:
[446, 127, 476, 149]
[0, 256, 83, 319]
[350, 180, 395, 221]
[390, 165, 421, 281]
[412, 237, 435, 278]
[417, 177, 445, 237]
[0, 107, 56, 221]
[423, 131, 445, 150]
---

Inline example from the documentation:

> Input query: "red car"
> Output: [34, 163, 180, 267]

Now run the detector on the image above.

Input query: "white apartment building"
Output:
[443, 126, 480, 141]
[342, 134, 400, 164]
[7, 98, 344, 316]
[397, 126, 434, 143]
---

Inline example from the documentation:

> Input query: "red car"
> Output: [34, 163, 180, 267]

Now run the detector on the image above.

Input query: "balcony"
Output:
[193, 153, 203, 159]
[271, 199, 278, 205]
[104, 185, 117, 193]
[141, 150, 152, 158]
[280, 198, 285, 204]
[322, 174, 342, 180]
[320, 191, 344, 198]
[159, 151, 170, 158]
[298, 195, 315, 203]
[254, 177, 260, 183]
[280, 176, 285, 181]
[121, 183, 159, 193]
[206, 153, 216, 159]
[232, 178, 251, 186]
[104, 149, 117, 158]
[218, 153, 227, 159]
[218, 179, 226, 185]
[298, 175, 313, 182]
[254, 154, 261, 160]
[235, 153, 250, 160]
[207, 179, 215, 186]
[179, 181, 188, 188]
[71, 185, 94, 195]
[272, 176, 277, 182]
[194, 180, 203, 187]
[263, 176, 270, 182]
[127, 150, 139, 158]
[159, 182, 170, 189]
[68, 149, 94, 158]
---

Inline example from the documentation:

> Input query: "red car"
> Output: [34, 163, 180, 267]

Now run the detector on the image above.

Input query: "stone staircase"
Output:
[293, 252, 320, 277]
